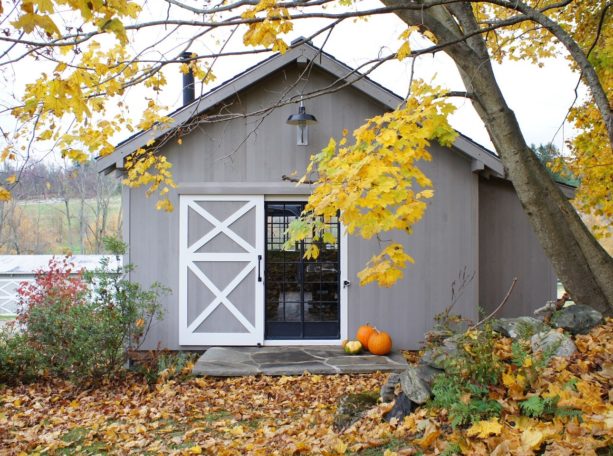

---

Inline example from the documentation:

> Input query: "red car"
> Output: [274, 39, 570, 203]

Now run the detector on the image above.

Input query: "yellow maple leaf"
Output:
[467, 418, 503, 439]
[396, 41, 411, 61]
[189, 445, 202, 454]
[230, 425, 244, 436]
[414, 422, 440, 448]
[0, 186, 11, 201]
[502, 372, 515, 388]
[521, 429, 544, 450]
[332, 438, 347, 454]
[155, 198, 174, 212]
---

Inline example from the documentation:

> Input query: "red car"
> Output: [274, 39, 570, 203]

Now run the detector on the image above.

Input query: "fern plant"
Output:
[511, 340, 560, 387]
[430, 374, 502, 427]
[429, 326, 504, 428]
[440, 442, 461, 456]
[520, 395, 582, 420]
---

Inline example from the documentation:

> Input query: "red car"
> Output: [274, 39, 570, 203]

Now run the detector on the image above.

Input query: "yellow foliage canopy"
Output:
[1, 0, 611, 259]
[287, 80, 457, 287]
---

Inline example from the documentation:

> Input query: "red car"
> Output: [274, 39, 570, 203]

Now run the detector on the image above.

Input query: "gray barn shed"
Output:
[97, 42, 556, 350]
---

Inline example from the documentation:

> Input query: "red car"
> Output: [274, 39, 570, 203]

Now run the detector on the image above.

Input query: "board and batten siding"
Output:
[478, 177, 556, 317]
[347, 144, 479, 349]
[126, 64, 479, 350]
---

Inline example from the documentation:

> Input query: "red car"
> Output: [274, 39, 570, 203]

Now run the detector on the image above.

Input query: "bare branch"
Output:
[282, 174, 316, 184]
[479, 0, 613, 147]
[470, 277, 518, 330]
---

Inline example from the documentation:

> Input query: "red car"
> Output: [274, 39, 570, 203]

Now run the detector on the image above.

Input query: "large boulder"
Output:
[425, 319, 469, 344]
[531, 330, 577, 358]
[384, 392, 413, 423]
[380, 373, 400, 403]
[551, 304, 603, 335]
[420, 336, 460, 369]
[492, 317, 549, 340]
[400, 365, 441, 404]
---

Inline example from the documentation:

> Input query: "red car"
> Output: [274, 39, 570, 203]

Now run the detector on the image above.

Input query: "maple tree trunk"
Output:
[386, 0, 613, 314]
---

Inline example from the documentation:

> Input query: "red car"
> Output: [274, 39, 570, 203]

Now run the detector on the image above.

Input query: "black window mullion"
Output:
[265, 201, 340, 340]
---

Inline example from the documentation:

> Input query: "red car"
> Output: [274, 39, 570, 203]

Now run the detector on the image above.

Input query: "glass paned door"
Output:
[265, 202, 340, 339]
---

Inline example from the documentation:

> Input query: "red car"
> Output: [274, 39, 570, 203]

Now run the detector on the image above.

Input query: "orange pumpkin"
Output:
[356, 324, 376, 349]
[368, 331, 392, 355]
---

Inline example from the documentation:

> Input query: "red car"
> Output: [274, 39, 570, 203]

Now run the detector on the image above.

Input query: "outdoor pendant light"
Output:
[287, 99, 317, 146]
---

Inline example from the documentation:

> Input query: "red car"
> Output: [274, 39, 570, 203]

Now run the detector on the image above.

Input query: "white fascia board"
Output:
[97, 42, 505, 178]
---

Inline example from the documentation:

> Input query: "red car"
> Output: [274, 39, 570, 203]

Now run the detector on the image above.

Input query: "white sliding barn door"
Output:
[179, 195, 264, 346]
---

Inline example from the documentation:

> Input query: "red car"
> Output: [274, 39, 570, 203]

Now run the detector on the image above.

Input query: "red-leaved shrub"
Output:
[16, 257, 88, 325]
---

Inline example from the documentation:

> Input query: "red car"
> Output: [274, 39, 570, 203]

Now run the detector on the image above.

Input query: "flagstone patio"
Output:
[192, 346, 408, 376]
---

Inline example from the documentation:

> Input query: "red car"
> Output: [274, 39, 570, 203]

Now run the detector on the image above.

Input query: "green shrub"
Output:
[8, 236, 168, 384]
[25, 298, 129, 380]
[83, 237, 169, 353]
[0, 328, 43, 385]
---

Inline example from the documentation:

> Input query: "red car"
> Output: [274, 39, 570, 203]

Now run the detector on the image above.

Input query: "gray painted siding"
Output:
[478, 177, 556, 317]
[127, 64, 480, 350]
[347, 145, 479, 349]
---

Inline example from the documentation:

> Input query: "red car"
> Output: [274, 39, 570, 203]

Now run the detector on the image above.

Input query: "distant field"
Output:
[4, 195, 122, 254]
[19, 195, 121, 220]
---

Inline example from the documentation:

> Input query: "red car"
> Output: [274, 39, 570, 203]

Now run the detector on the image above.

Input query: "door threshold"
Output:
[264, 339, 341, 346]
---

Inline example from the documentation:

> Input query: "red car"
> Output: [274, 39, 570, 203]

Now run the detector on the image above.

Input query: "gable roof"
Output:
[96, 41, 505, 176]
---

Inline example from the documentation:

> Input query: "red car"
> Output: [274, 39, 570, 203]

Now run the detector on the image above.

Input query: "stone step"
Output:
[192, 346, 408, 377]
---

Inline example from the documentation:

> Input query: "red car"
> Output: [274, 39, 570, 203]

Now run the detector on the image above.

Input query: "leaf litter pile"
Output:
[1, 320, 612, 455]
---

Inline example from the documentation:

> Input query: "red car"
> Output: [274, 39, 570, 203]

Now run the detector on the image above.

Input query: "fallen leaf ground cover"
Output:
[0, 372, 392, 455]
[1, 319, 612, 455]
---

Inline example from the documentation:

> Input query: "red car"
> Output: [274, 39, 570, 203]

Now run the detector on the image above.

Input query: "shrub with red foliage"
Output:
[16, 256, 88, 325]
[2, 242, 168, 384]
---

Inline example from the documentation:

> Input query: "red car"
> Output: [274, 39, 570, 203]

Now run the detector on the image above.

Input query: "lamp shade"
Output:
[287, 105, 317, 125]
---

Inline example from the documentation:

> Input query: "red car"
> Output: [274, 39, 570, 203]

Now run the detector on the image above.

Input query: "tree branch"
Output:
[470, 277, 518, 329]
[282, 175, 317, 184]
[479, 0, 613, 147]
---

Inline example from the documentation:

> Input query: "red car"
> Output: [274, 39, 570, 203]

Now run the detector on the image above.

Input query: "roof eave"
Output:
[97, 42, 505, 177]
[97, 44, 315, 173]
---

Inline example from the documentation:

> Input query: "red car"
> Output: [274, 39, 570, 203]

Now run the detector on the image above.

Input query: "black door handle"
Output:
[257, 254, 263, 282]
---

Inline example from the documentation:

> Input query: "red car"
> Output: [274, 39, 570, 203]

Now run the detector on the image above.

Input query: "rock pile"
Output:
[380, 303, 604, 422]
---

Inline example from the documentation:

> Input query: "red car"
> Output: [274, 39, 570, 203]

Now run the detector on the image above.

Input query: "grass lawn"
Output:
[0, 316, 15, 321]
[19, 195, 121, 222]
[15, 195, 121, 254]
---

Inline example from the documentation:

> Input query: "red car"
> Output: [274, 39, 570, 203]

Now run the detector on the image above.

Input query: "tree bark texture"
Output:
[383, 0, 613, 314]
